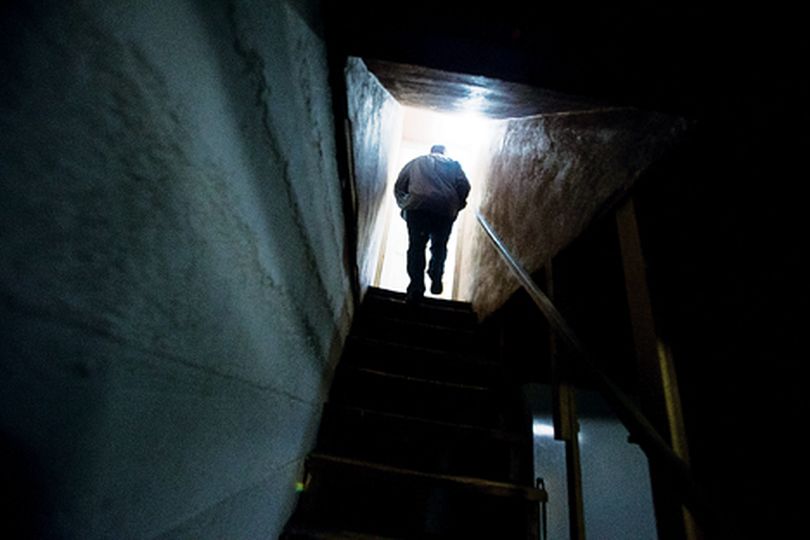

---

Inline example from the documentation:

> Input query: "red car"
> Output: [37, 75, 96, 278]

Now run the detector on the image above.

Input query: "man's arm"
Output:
[394, 163, 411, 209]
[454, 163, 471, 209]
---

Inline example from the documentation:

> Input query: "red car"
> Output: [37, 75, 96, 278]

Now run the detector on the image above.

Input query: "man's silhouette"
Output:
[394, 144, 471, 302]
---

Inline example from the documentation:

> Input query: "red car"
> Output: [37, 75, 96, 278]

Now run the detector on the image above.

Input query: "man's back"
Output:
[395, 153, 470, 217]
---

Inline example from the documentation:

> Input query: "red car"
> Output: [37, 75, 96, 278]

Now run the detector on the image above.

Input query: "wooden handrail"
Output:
[475, 211, 711, 527]
[476, 213, 586, 357]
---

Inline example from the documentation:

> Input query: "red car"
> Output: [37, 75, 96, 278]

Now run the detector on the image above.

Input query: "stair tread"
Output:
[283, 525, 401, 540]
[284, 288, 538, 539]
[289, 460, 539, 539]
[359, 291, 479, 330]
[343, 366, 494, 391]
[329, 366, 516, 430]
[307, 452, 547, 502]
[355, 313, 477, 335]
[341, 336, 501, 386]
[316, 403, 531, 483]
[345, 334, 496, 365]
[351, 316, 479, 354]
[357, 311, 476, 332]
[320, 403, 525, 442]
[365, 287, 475, 312]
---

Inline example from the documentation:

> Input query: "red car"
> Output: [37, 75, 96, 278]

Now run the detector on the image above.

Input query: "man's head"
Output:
[430, 144, 446, 155]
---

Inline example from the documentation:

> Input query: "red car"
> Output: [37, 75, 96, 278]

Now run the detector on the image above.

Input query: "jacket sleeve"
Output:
[454, 163, 471, 209]
[394, 163, 410, 209]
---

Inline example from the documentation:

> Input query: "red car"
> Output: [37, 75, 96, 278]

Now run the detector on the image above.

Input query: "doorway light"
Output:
[375, 106, 496, 300]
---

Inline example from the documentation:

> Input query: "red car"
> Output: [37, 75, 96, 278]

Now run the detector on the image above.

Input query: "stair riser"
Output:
[283, 289, 540, 539]
[316, 409, 530, 483]
[361, 296, 478, 328]
[352, 316, 479, 354]
[291, 466, 538, 539]
[343, 341, 501, 387]
[364, 287, 476, 313]
[329, 371, 510, 429]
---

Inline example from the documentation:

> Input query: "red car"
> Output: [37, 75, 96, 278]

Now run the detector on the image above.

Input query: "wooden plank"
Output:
[324, 403, 526, 443]
[284, 525, 399, 540]
[341, 366, 495, 392]
[307, 453, 548, 502]
[616, 197, 701, 540]
[546, 257, 586, 540]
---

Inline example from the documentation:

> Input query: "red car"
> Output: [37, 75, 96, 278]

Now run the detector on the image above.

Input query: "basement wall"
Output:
[464, 108, 686, 317]
[344, 58, 404, 295]
[0, 1, 351, 538]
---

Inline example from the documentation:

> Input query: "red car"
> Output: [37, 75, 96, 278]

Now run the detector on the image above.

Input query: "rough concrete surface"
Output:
[466, 108, 686, 316]
[345, 57, 404, 294]
[0, 0, 350, 537]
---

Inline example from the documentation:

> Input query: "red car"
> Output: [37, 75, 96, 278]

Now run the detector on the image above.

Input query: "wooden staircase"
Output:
[281, 287, 545, 539]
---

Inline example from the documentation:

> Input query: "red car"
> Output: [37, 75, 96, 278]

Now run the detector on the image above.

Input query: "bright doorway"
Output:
[374, 107, 494, 300]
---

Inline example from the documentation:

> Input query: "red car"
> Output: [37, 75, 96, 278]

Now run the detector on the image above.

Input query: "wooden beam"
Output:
[616, 197, 701, 540]
[307, 453, 548, 502]
[546, 258, 586, 540]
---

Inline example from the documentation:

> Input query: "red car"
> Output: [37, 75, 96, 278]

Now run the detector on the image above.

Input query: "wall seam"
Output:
[1, 291, 322, 406]
[149, 454, 306, 539]
[226, 0, 342, 369]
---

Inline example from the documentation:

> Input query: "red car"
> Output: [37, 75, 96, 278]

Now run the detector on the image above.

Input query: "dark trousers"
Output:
[405, 210, 455, 295]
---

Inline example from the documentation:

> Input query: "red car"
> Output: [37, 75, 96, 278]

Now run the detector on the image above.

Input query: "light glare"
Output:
[533, 421, 555, 438]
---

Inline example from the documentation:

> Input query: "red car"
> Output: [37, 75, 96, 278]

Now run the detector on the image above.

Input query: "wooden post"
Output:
[616, 197, 701, 540]
[562, 389, 586, 540]
[547, 259, 586, 540]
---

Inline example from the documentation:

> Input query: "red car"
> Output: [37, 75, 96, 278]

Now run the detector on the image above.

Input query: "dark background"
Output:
[330, 2, 806, 537]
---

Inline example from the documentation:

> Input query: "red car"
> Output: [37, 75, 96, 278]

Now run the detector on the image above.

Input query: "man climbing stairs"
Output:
[281, 287, 546, 539]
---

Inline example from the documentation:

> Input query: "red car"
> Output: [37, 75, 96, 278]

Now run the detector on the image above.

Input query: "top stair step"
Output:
[362, 287, 478, 328]
[365, 287, 474, 312]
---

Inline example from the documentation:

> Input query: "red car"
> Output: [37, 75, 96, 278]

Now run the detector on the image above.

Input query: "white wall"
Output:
[525, 385, 656, 540]
[0, 1, 351, 537]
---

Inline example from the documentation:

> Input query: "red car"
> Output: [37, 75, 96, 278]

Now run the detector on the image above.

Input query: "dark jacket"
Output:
[394, 152, 471, 218]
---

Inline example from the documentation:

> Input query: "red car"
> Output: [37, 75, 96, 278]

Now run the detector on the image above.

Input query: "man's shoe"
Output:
[406, 290, 423, 304]
[430, 280, 443, 295]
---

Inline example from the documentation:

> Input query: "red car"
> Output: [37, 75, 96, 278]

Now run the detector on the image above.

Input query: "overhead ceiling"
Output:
[329, 1, 801, 119]
[363, 59, 611, 119]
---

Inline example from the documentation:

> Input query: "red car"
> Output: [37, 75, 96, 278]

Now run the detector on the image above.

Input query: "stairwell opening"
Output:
[346, 57, 684, 313]
[344, 56, 686, 538]
[373, 106, 495, 300]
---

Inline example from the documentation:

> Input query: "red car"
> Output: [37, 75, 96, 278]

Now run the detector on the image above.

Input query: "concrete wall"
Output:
[344, 57, 404, 294]
[453, 120, 506, 302]
[0, 1, 351, 538]
[464, 108, 686, 316]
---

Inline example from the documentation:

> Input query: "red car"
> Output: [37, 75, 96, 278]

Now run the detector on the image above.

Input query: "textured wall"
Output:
[0, 1, 350, 538]
[345, 57, 404, 294]
[465, 109, 686, 316]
